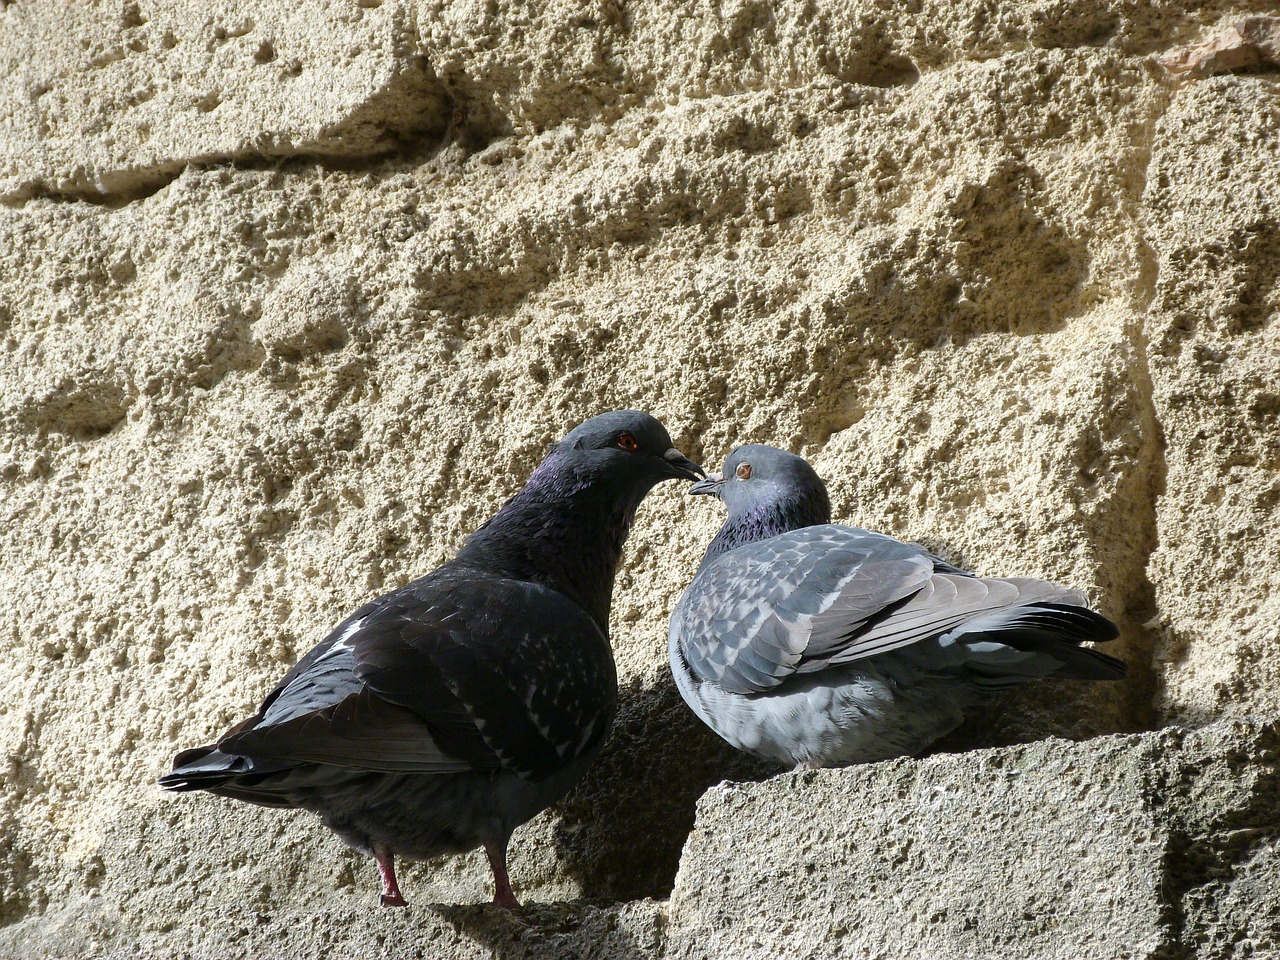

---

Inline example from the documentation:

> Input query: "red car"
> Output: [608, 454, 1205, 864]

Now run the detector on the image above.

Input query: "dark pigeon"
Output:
[161, 410, 703, 909]
[669, 444, 1126, 770]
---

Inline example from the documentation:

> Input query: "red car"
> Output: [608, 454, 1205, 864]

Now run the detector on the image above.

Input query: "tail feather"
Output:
[159, 744, 300, 808]
[948, 601, 1126, 686]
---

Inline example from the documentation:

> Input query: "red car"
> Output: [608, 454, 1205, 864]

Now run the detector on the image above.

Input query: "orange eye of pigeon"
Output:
[736, 463, 752, 480]
[617, 433, 639, 451]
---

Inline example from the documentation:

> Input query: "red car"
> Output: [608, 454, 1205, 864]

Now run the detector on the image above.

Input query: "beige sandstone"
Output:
[4, 718, 1276, 959]
[666, 717, 1280, 960]
[0, 0, 1277, 955]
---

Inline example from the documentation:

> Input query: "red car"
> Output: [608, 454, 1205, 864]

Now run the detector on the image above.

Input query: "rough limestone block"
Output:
[666, 718, 1280, 960]
[0, 896, 665, 960]
[1, 719, 1274, 958]
[0, 0, 448, 200]
[1144, 77, 1280, 724]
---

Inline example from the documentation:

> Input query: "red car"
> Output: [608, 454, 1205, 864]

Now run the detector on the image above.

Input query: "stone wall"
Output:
[0, 1, 1277, 956]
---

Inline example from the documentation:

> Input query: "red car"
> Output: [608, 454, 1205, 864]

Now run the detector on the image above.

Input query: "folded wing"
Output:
[673, 525, 1122, 696]
[162, 574, 617, 796]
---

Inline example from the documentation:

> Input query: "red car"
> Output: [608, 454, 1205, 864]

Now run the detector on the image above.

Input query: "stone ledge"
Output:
[1, 897, 666, 960]
[3, 718, 1276, 959]
[665, 717, 1280, 960]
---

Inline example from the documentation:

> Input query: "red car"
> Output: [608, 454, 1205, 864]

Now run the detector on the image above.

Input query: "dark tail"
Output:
[159, 745, 297, 808]
[954, 602, 1126, 687]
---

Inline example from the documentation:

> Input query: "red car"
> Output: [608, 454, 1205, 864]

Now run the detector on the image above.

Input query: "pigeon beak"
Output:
[688, 472, 724, 497]
[662, 448, 706, 482]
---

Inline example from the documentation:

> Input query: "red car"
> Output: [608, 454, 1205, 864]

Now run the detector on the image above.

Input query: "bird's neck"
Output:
[452, 454, 646, 633]
[699, 491, 831, 570]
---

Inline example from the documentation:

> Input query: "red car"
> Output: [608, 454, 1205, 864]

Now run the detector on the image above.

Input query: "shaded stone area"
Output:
[2, 718, 1275, 959]
[667, 717, 1280, 960]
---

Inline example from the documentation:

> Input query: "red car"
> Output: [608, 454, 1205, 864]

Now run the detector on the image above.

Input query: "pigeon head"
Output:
[556, 410, 705, 487]
[691, 444, 830, 517]
[457, 410, 703, 630]
[691, 445, 832, 564]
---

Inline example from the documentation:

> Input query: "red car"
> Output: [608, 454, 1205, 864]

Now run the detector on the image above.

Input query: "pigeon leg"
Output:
[373, 842, 408, 908]
[484, 839, 521, 910]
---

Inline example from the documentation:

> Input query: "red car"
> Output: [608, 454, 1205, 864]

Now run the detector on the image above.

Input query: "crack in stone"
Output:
[1, 53, 459, 208]
[1115, 79, 1176, 736]
[0, 135, 453, 209]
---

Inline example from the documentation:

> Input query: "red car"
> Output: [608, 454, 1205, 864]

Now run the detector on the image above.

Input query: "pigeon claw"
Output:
[380, 892, 409, 908]
[491, 889, 521, 910]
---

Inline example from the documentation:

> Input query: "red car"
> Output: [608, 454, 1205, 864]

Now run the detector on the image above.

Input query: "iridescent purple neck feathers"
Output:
[454, 448, 650, 631]
[700, 484, 831, 570]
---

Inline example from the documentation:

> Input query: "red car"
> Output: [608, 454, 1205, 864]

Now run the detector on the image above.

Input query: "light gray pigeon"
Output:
[161, 410, 703, 908]
[669, 444, 1125, 770]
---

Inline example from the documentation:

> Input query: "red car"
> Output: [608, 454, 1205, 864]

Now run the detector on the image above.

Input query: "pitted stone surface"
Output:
[1, 1, 1278, 956]
[666, 719, 1280, 960]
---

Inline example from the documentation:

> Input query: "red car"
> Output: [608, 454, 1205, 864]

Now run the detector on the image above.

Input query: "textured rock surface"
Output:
[2, 719, 1275, 959]
[1144, 75, 1280, 726]
[1, 0, 1278, 955]
[0, 1, 449, 201]
[667, 718, 1280, 960]
[3, 896, 667, 960]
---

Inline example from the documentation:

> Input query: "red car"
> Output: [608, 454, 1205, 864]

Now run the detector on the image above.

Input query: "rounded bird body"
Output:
[672, 634, 971, 767]
[669, 445, 1126, 770]
[161, 411, 704, 909]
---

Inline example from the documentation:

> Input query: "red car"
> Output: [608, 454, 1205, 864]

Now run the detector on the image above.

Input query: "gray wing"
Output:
[673, 526, 934, 695]
[672, 525, 1081, 695]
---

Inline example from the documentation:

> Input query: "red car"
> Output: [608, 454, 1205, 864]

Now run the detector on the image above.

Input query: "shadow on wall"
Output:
[550, 670, 776, 902]
[545, 662, 1139, 903]
[944, 170, 1092, 340]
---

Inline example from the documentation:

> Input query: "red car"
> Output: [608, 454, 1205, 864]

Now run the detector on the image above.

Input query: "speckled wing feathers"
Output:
[354, 575, 617, 782]
[674, 525, 1110, 696]
[218, 574, 617, 783]
[674, 526, 936, 695]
